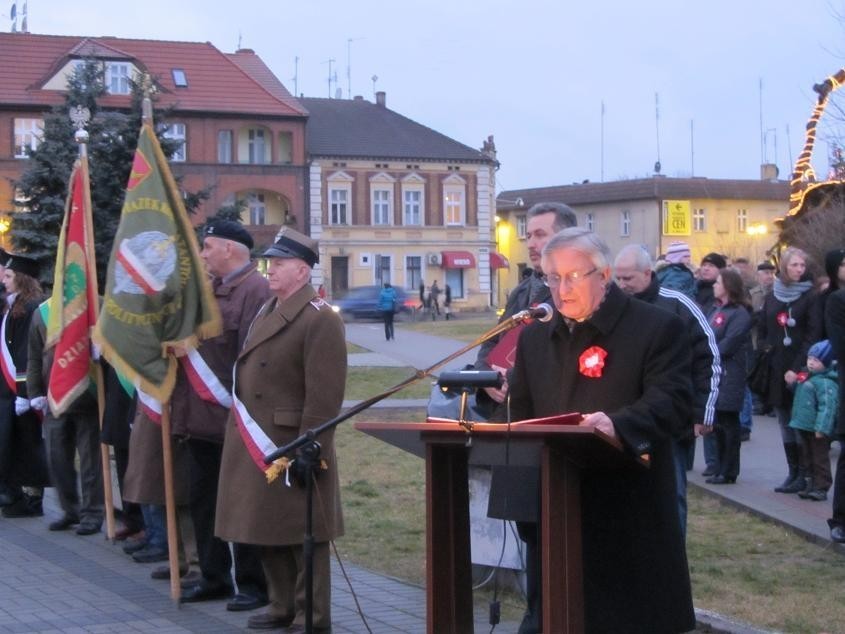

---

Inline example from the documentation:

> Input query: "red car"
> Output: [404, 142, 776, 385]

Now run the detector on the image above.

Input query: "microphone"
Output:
[512, 302, 554, 323]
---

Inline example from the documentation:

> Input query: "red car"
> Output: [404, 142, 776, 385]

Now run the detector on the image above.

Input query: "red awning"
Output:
[441, 251, 476, 269]
[489, 252, 510, 270]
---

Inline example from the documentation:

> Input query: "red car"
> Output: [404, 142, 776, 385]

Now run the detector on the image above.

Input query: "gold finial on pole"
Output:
[139, 73, 156, 124]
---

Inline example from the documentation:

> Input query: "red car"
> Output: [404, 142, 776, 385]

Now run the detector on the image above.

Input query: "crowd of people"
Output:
[2, 201, 845, 632]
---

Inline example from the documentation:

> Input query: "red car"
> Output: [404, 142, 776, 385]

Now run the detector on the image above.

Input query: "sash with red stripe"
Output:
[0, 313, 23, 394]
[136, 387, 162, 425]
[179, 348, 232, 409]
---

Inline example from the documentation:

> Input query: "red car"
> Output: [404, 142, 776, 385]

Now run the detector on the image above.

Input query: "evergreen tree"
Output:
[11, 61, 206, 290]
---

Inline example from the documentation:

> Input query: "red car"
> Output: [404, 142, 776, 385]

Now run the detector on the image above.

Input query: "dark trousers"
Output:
[516, 521, 541, 634]
[187, 438, 266, 595]
[382, 310, 394, 340]
[43, 412, 104, 525]
[798, 430, 832, 490]
[830, 439, 845, 528]
[714, 410, 741, 480]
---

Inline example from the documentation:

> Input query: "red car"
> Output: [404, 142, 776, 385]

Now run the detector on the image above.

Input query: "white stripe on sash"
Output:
[136, 387, 162, 425]
[0, 313, 17, 394]
[180, 348, 233, 408]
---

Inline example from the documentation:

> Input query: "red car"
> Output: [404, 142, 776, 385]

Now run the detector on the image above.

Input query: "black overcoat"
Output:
[507, 284, 695, 633]
[825, 288, 845, 436]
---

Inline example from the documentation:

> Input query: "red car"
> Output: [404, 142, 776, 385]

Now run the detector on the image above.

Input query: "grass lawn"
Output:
[334, 407, 845, 633]
[345, 367, 434, 400]
[398, 314, 500, 342]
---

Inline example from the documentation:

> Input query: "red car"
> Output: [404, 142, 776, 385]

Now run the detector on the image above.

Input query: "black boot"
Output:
[798, 476, 816, 498]
[774, 442, 800, 493]
[781, 467, 808, 494]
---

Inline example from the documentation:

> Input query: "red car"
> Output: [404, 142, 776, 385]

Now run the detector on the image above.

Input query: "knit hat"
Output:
[665, 241, 691, 264]
[701, 252, 727, 269]
[808, 339, 835, 367]
[757, 261, 776, 272]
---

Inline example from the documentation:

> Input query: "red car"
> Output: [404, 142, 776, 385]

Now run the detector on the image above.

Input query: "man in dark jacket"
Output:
[824, 287, 845, 542]
[27, 302, 103, 534]
[507, 228, 695, 633]
[172, 221, 271, 609]
[614, 244, 720, 536]
[695, 252, 727, 314]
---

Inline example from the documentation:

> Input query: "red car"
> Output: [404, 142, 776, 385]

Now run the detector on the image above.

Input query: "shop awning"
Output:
[441, 251, 476, 269]
[489, 252, 510, 270]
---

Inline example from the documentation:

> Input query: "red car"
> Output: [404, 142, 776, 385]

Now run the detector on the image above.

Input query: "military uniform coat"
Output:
[215, 284, 347, 546]
[507, 284, 695, 633]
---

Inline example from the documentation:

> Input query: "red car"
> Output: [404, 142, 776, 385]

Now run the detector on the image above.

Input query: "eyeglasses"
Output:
[543, 267, 599, 288]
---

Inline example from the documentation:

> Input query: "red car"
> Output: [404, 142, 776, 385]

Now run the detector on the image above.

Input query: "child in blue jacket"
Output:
[787, 340, 839, 501]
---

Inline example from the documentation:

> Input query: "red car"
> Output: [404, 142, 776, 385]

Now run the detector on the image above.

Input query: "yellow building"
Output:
[496, 175, 789, 306]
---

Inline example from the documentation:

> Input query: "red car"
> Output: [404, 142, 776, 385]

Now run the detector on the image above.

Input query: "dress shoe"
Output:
[179, 580, 233, 603]
[1, 495, 43, 517]
[706, 475, 736, 484]
[131, 545, 168, 563]
[227, 592, 269, 612]
[123, 539, 148, 554]
[76, 522, 101, 536]
[247, 612, 294, 630]
[150, 564, 189, 580]
[831, 525, 845, 543]
[49, 515, 80, 531]
[803, 489, 828, 502]
[701, 467, 717, 477]
[180, 570, 202, 588]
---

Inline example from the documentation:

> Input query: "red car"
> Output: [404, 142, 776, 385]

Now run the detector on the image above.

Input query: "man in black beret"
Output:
[695, 252, 727, 314]
[204, 220, 254, 251]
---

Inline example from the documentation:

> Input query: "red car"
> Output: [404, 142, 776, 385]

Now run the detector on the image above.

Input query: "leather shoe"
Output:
[227, 592, 269, 612]
[150, 564, 189, 580]
[179, 581, 233, 603]
[131, 545, 168, 563]
[76, 522, 101, 536]
[701, 467, 717, 477]
[831, 525, 845, 543]
[706, 475, 736, 484]
[247, 612, 294, 630]
[49, 515, 80, 531]
[123, 539, 148, 554]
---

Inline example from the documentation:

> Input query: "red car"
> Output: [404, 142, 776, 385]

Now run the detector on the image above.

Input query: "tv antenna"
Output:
[323, 58, 335, 98]
[371, 74, 378, 97]
[654, 92, 662, 174]
[347, 37, 364, 98]
[292, 56, 299, 96]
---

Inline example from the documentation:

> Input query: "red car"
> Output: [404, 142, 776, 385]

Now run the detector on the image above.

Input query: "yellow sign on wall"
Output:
[663, 200, 691, 235]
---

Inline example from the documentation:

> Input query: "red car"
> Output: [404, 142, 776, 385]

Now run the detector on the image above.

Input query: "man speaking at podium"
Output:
[506, 228, 695, 633]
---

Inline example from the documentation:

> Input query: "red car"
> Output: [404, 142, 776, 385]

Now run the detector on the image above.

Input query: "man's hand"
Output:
[14, 396, 31, 416]
[694, 423, 713, 437]
[164, 342, 190, 358]
[784, 370, 798, 385]
[580, 411, 616, 440]
[482, 364, 508, 403]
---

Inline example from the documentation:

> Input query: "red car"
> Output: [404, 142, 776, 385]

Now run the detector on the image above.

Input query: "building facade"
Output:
[0, 32, 309, 248]
[496, 176, 790, 306]
[302, 95, 501, 310]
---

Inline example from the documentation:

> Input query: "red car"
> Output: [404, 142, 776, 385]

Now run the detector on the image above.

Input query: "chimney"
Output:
[353, 95, 364, 101]
[375, 91, 386, 107]
[760, 163, 779, 181]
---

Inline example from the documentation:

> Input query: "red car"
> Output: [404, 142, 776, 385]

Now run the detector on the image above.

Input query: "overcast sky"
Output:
[18, 0, 845, 192]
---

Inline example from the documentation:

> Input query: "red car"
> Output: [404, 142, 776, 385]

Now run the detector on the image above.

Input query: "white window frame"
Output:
[369, 172, 395, 226]
[693, 207, 706, 232]
[620, 209, 631, 237]
[217, 130, 232, 164]
[327, 171, 354, 226]
[163, 122, 186, 162]
[585, 212, 595, 232]
[443, 174, 466, 226]
[106, 62, 131, 95]
[737, 208, 748, 233]
[248, 127, 268, 164]
[402, 173, 425, 226]
[247, 192, 266, 225]
[516, 214, 527, 238]
[14, 118, 42, 158]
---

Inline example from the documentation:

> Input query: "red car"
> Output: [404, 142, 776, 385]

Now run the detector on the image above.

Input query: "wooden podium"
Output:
[354, 420, 644, 634]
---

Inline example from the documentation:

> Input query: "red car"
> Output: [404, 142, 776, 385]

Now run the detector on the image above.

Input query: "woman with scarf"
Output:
[759, 247, 823, 494]
[0, 254, 49, 517]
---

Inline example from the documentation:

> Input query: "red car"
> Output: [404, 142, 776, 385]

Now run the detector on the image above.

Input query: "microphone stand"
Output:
[262, 307, 541, 633]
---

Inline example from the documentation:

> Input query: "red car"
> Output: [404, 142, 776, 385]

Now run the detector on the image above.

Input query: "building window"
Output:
[375, 254, 391, 285]
[217, 130, 232, 163]
[105, 62, 131, 95]
[14, 118, 42, 158]
[737, 208, 748, 233]
[330, 188, 349, 225]
[406, 255, 422, 291]
[445, 269, 464, 299]
[372, 189, 391, 225]
[586, 212, 595, 232]
[620, 210, 631, 237]
[443, 175, 466, 226]
[172, 68, 188, 87]
[277, 132, 293, 164]
[516, 214, 527, 238]
[163, 122, 186, 162]
[248, 128, 267, 164]
[693, 208, 706, 232]
[403, 190, 422, 225]
[248, 193, 266, 225]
